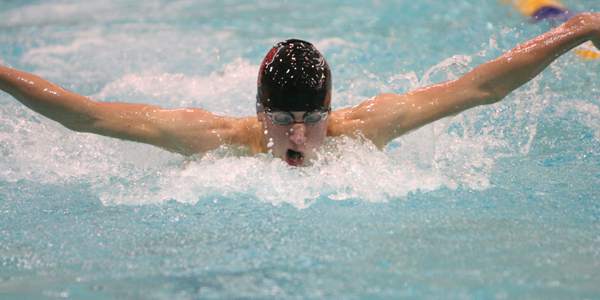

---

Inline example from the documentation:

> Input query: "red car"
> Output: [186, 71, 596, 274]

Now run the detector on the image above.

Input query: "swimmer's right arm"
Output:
[0, 65, 258, 155]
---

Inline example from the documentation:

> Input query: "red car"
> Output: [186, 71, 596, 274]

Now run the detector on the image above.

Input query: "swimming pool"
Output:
[1, 0, 599, 298]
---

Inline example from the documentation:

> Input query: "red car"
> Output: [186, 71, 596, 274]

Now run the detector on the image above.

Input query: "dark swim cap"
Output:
[257, 39, 331, 113]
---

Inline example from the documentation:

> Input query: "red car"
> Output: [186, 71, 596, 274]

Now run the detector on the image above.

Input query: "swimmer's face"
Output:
[260, 110, 330, 167]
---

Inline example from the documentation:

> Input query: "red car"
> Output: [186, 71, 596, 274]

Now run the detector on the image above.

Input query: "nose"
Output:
[289, 123, 307, 146]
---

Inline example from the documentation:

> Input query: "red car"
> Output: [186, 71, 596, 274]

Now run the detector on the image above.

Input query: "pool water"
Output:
[1, 0, 599, 298]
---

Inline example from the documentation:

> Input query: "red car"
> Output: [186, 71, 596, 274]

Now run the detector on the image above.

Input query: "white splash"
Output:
[2, 27, 597, 209]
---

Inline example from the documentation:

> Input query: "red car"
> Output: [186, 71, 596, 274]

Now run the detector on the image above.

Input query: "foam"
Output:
[0, 54, 564, 208]
[2, 14, 599, 208]
[83, 54, 506, 207]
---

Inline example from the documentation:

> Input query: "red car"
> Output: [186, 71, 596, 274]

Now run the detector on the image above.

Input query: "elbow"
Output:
[60, 117, 97, 133]
[61, 122, 88, 133]
[481, 93, 506, 106]
[477, 83, 510, 106]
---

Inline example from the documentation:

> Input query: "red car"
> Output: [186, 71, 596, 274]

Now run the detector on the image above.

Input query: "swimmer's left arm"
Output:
[331, 12, 599, 148]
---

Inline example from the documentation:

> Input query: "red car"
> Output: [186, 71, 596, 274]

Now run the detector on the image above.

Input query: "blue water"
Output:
[1, 0, 599, 298]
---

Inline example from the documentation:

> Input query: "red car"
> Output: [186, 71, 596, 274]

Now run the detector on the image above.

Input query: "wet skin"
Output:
[260, 111, 330, 167]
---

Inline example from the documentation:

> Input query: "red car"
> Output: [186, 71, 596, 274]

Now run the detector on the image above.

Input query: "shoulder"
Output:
[227, 116, 264, 155]
[229, 116, 262, 142]
[166, 107, 260, 132]
[152, 107, 263, 155]
[327, 93, 406, 148]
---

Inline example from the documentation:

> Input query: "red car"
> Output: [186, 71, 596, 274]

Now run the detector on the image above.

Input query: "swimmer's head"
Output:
[256, 39, 332, 167]
[256, 39, 331, 113]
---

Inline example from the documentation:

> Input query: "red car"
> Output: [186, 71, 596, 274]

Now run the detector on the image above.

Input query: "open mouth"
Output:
[286, 149, 304, 166]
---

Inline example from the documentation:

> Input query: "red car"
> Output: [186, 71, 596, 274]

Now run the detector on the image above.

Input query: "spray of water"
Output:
[1, 35, 597, 208]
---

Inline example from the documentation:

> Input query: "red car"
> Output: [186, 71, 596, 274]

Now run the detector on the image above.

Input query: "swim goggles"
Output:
[266, 108, 330, 125]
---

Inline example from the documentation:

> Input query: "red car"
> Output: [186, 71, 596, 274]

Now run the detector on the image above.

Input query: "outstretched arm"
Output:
[330, 12, 600, 148]
[0, 65, 259, 155]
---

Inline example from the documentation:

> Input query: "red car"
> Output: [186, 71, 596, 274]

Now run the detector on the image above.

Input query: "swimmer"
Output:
[1, 12, 599, 167]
